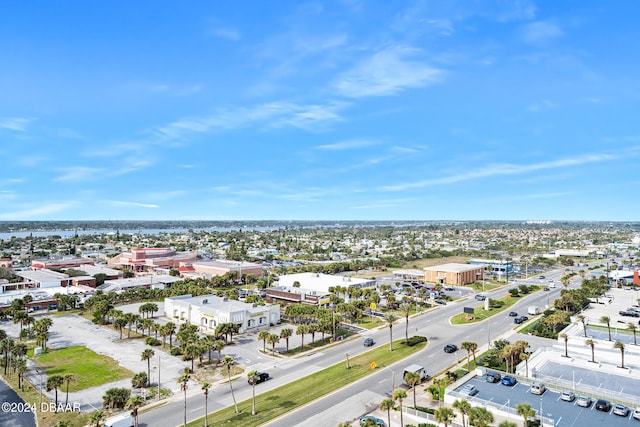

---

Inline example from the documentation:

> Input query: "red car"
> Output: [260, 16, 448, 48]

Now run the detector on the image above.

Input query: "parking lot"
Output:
[453, 373, 640, 427]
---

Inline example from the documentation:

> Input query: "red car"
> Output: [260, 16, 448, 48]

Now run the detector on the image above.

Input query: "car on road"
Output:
[501, 375, 517, 386]
[539, 275, 545, 279]
[632, 407, 640, 420]
[364, 337, 375, 347]
[444, 344, 458, 353]
[595, 399, 612, 412]
[359, 415, 386, 427]
[543, 287, 550, 291]
[576, 395, 592, 408]
[444, 287, 455, 291]
[248, 372, 270, 385]
[486, 371, 501, 383]
[514, 316, 529, 324]
[434, 299, 447, 305]
[560, 390, 576, 402]
[475, 294, 487, 301]
[508, 311, 518, 317]
[460, 384, 479, 396]
[529, 382, 546, 395]
[613, 403, 629, 416]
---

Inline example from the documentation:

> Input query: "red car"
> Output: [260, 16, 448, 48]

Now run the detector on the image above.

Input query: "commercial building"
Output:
[98, 275, 183, 293]
[266, 272, 376, 306]
[164, 294, 280, 334]
[424, 263, 484, 285]
[392, 269, 425, 282]
[265, 285, 332, 306]
[179, 259, 263, 279]
[31, 257, 94, 270]
[468, 259, 513, 273]
[107, 248, 197, 273]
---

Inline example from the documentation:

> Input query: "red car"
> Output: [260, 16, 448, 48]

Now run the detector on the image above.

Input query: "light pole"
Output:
[157, 354, 161, 401]
[38, 369, 43, 406]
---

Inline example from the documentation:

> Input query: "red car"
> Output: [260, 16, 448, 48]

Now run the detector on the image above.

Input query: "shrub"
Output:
[518, 285, 530, 294]
[145, 337, 161, 346]
[489, 300, 504, 309]
[405, 336, 428, 346]
[170, 347, 182, 356]
[508, 288, 520, 297]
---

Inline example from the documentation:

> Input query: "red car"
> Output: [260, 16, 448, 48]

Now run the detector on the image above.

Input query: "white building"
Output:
[98, 275, 182, 293]
[164, 294, 280, 334]
[277, 272, 376, 294]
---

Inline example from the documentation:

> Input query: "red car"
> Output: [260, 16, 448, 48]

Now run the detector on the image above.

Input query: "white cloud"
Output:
[382, 152, 620, 191]
[522, 21, 563, 44]
[315, 139, 377, 150]
[54, 167, 104, 182]
[212, 27, 241, 41]
[0, 117, 32, 132]
[0, 202, 77, 220]
[102, 200, 159, 209]
[333, 46, 443, 98]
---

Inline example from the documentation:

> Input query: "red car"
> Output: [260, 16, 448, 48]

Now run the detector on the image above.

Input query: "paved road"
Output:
[0, 379, 36, 427]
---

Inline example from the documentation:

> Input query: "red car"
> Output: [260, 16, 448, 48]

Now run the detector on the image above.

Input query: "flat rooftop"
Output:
[424, 263, 482, 273]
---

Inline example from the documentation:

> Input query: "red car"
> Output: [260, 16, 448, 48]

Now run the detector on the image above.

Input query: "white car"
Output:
[632, 407, 640, 420]
[560, 390, 575, 402]
[576, 395, 592, 408]
[460, 384, 479, 396]
[529, 382, 546, 395]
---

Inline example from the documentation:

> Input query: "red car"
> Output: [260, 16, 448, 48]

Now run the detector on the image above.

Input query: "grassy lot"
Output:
[186, 339, 427, 427]
[33, 346, 133, 391]
[450, 296, 520, 325]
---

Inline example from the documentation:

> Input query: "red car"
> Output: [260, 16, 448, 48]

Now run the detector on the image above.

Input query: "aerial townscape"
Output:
[2, 1, 640, 427]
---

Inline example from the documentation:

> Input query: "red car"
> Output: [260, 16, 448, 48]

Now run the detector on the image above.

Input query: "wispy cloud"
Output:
[382, 153, 620, 191]
[54, 166, 104, 182]
[522, 21, 563, 44]
[0, 117, 33, 132]
[141, 190, 188, 202]
[333, 46, 443, 98]
[315, 139, 377, 150]
[351, 198, 414, 209]
[102, 200, 159, 209]
[212, 27, 241, 41]
[0, 202, 77, 220]
[125, 82, 203, 97]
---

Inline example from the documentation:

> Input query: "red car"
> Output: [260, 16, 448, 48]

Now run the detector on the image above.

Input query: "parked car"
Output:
[508, 311, 518, 317]
[248, 372, 270, 385]
[560, 390, 576, 402]
[514, 316, 529, 324]
[364, 337, 375, 347]
[475, 294, 487, 301]
[444, 287, 455, 291]
[632, 407, 640, 420]
[613, 403, 629, 416]
[529, 382, 546, 395]
[485, 371, 501, 383]
[444, 344, 458, 353]
[595, 399, 612, 412]
[460, 384, 479, 396]
[434, 299, 447, 305]
[576, 395, 592, 408]
[359, 415, 386, 427]
[501, 375, 517, 386]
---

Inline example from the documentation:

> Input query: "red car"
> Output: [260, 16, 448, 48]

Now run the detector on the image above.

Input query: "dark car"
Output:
[501, 375, 517, 386]
[444, 287, 455, 291]
[434, 299, 447, 305]
[543, 287, 550, 291]
[486, 371, 501, 383]
[514, 316, 528, 324]
[364, 337, 375, 347]
[444, 344, 458, 353]
[359, 415, 386, 427]
[248, 372, 269, 385]
[508, 311, 518, 317]
[595, 399, 612, 412]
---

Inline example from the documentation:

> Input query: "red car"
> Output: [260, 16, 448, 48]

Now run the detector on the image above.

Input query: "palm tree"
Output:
[384, 314, 396, 351]
[585, 339, 596, 363]
[404, 371, 421, 408]
[469, 407, 494, 427]
[400, 303, 412, 344]
[280, 328, 293, 353]
[141, 348, 155, 387]
[177, 371, 190, 427]
[223, 355, 239, 414]
[267, 333, 280, 354]
[201, 382, 211, 426]
[614, 341, 626, 368]
[560, 333, 569, 357]
[461, 341, 474, 372]
[434, 406, 456, 427]
[521, 352, 531, 377]
[90, 410, 105, 427]
[296, 324, 308, 350]
[498, 422, 517, 427]
[258, 330, 270, 353]
[576, 314, 587, 337]
[392, 388, 407, 427]
[63, 373, 75, 406]
[516, 402, 536, 427]
[46, 374, 64, 412]
[247, 370, 259, 415]
[125, 395, 144, 427]
[628, 322, 638, 345]
[379, 398, 394, 427]
[600, 315, 612, 341]
[453, 399, 471, 427]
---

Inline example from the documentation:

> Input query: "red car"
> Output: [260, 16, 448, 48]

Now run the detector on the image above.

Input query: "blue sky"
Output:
[1, 1, 638, 221]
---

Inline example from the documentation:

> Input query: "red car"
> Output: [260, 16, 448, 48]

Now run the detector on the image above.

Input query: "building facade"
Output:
[108, 248, 197, 272]
[424, 263, 484, 285]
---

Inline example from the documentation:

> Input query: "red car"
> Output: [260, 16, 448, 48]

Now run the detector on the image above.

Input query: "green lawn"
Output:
[186, 339, 426, 427]
[33, 346, 133, 391]
[450, 296, 520, 324]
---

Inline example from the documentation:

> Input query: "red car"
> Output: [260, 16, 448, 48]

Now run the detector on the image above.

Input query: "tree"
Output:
[560, 333, 569, 357]
[141, 348, 155, 386]
[247, 370, 259, 416]
[126, 395, 144, 427]
[90, 410, 105, 427]
[280, 328, 293, 353]
[114, 317, 127, 340]
[46, 374, 64, 412]
[201, 382, 211, 427]
[628, 322, 638, 345]
[178, 371, 190, 427]
[600, 315, 612, 341]
[498, 422, 518, 427]
[434, 406, 456, 427]
[267, 333, 280, 354]
[400, 303, 412, 344]
[296, 324, 308, 349]
[132, 372, 148, 389]
[403, 371, 421, 408]
[461, 341, 477, 372]
[521, 352, 530, 377]
[103, 387, 130, 409]
[453, 399, 472, 427]
[214, 339, 226, 362]
[585, 339, 596, 363]
[258, 330, 270, 353]
[392, 388, 407, 427]
[469, 407, 494, 427]
[223, 355, 239, 414]
[516, 402, 536, 427]
[379, 398, 394, 427]
[614, 341, 626, 368]
[63, 373, 75, 406]
[576, 314, 587, 337]
[384, 314, 396, 351]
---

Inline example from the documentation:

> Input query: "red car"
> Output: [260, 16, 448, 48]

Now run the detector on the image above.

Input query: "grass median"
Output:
[186, 338, 427, 427]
